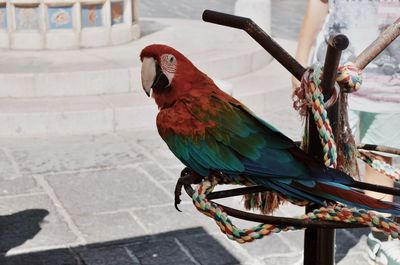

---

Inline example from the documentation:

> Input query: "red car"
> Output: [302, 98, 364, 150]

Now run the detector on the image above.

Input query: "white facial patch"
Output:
[160, 54, 177, 85]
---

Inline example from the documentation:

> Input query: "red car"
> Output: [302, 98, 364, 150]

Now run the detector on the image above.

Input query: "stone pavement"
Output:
[0, 128, 373, 265]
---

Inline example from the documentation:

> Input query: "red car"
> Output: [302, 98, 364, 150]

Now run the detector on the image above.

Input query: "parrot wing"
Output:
[157, 92, 400, 214]
[157, 92, 352, 184]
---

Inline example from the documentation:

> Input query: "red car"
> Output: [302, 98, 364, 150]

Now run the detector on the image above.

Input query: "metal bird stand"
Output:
[176, 10, 400, 265]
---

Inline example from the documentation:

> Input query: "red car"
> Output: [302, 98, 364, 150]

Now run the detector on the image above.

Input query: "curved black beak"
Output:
[141, 57, 171, 97]
[151, 63, 170, 94]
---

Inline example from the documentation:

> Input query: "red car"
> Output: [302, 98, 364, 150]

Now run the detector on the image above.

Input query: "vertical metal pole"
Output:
[303, 34, 349, 265]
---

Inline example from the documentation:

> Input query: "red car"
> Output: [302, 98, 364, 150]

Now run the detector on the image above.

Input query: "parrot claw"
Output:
[174, 182, 183, 212]
[174, 168, 204, 212]
[174, 201, 182, 212]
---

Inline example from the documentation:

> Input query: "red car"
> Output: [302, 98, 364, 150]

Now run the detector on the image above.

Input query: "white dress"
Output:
[314, 0, 400, 113]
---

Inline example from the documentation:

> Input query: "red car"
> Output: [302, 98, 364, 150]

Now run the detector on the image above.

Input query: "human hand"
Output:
[291, 75, 301, 91]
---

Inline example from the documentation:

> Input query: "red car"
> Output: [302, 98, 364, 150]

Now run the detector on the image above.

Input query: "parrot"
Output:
[140, 44, 400, 215]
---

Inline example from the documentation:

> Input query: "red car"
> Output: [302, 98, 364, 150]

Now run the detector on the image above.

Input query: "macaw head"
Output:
[140, 44, 207, 108]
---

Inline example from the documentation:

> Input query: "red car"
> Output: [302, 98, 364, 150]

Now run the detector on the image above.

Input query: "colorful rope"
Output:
[292, 62, 364, 169]
[335, 63, 399, 181]
[187, 62, 400, 244]
[191, 177, 400, 243]
[336, 62, 363, 93]
[303, 206, 400, 239]
[192, 178, 296, 243]
[358, 151, 400, 182]
[293, 65, 338, 168]
[294, 63, 399, 180]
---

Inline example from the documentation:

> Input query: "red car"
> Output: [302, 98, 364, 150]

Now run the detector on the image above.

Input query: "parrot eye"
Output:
[167, 54, 175, 64]
[160, 54, 177, 75]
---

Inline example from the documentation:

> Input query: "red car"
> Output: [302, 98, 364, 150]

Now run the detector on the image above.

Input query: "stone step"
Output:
[0, 77, 301, 138]
[0, 75, 296, 138]
[0, 93, 157, 137]
[0, 36, 296, 137]
[0, 74, 300, 138]
[0, 18, 271, 99]
[0, 77, 236, 137]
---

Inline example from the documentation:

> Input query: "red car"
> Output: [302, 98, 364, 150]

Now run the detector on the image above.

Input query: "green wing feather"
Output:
[159, 94, 309, 178]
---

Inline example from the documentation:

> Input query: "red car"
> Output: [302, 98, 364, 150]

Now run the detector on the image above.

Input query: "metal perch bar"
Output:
[306, 34, 348, 160]
[203, 10, 400, 79]
[183, 183, 368, 229]
[321, 34, 349, 99]
[202, 9, 400, 191]
[296, 140, 400, 156]
[354, 17, 400, 70]
[205, 186, 272, 200]
[206, 182, 400, 200]
[304, 33, 348, 265]
[358, 144, 400, 156]
[196, 10, 400, 265]
[198, 9, 400, 206]
[202, 10, 305, 80]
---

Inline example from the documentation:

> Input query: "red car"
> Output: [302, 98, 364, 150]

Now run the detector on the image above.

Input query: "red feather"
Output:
[316, 182, 398, 211]
[140, 44, 238, 110]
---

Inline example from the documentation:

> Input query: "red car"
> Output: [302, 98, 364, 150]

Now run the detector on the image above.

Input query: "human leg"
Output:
[359, 111, 400, 202]
[358, 111, 400, 264]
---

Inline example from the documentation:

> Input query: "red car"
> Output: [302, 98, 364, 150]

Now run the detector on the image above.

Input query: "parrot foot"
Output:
[174, 168, 204, 212]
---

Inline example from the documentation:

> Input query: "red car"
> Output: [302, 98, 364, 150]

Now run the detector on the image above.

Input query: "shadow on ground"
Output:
[0, 209, 49, 258]
[1, 226, 240, 265]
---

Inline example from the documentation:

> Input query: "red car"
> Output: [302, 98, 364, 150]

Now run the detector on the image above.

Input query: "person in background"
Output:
[293, 0, 400, 264]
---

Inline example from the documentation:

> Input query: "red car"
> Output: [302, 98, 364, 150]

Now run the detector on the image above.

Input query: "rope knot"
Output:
[292, 65, 339, 117]
[292, 65, 338, 168]
[336, 62, 363, 93]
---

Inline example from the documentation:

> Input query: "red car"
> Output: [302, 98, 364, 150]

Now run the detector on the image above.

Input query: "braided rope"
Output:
[292, 62, 364, 169]
[293, 65, 338, 168]
[303, 206, 400, 239]
[191, 178, 400, 243]
[335, 64, 400, 181]
[336, 62, 363, 93]
[358, 151, 400, 182]
[187, 63, 400, 243]
[192, 178, 296, 243]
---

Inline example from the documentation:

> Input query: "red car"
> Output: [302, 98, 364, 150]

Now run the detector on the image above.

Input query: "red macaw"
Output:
[140, 44, 400, 215]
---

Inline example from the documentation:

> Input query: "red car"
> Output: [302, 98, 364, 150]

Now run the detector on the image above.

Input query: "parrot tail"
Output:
[247, 177, 400, 216]
[288, 148, 356, 185]
[299, 181, 400, 216]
